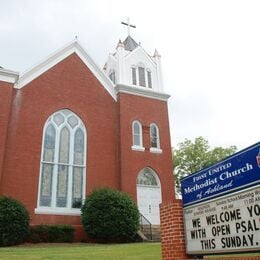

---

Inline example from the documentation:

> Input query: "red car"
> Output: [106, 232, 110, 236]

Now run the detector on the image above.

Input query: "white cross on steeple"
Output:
[121, 17, 136, 36]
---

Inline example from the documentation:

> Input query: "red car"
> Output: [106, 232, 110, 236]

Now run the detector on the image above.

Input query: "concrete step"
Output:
[141, 225, 161, 241]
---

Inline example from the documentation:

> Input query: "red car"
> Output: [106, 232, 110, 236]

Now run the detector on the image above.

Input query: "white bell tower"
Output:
[103, 19, 165, 93]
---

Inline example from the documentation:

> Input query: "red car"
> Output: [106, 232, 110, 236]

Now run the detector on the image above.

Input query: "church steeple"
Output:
[103, 21, 165, 93]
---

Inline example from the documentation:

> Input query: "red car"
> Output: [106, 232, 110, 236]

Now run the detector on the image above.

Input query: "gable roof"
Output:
[15, 40, 116, 100]
[125, 44, 156, 67]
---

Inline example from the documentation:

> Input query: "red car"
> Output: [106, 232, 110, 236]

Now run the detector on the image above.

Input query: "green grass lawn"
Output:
[0, 242, 162, 260]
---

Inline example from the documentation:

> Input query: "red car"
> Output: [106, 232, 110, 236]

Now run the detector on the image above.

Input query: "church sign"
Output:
[183, 185, 260, 254]
[181, 143, 260, 255]
[181, 143, 260, 207]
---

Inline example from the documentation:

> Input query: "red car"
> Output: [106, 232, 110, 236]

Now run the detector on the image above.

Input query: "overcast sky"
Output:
[1, 0, 259, 150]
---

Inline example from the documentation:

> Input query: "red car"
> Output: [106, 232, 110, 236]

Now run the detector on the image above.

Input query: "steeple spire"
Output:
[121, 17, 136, 36]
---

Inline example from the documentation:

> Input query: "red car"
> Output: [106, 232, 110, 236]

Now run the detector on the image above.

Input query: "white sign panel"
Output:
[184, 186, 260, 254]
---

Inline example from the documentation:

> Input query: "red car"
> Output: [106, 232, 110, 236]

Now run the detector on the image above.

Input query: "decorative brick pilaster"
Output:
[160, 199, 192, 260]
[0, 81, 14, 191]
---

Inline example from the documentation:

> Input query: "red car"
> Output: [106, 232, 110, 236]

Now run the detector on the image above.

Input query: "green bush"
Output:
[29, 225, 49, 243]
[0, 196, 30, 246]
[81, 188, 140, 243]
[29, 225, 74, 243]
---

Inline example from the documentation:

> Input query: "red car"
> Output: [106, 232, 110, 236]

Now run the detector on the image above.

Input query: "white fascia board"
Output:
[0, 68, 19, 84]
[125, 46, 156, 67]
[15, 40, 117, 100]
[115, 84, 170, 101]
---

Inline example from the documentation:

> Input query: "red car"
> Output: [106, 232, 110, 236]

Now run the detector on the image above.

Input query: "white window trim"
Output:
[131, 63, 153, 90]
[150, 123, 161, 151]
[146, 69, 152, 89]
[35, 110, 87, 215]
[137, 65, 146, 87]
[131, 66, 137, 86]
[132, 120, 144, 150]
[35, 207, 81, 216]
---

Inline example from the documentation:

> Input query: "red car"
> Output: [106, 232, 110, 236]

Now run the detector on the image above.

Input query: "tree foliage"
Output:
[173, 137, 237, 193]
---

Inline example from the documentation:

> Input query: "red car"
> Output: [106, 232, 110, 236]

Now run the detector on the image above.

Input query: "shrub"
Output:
[81, 188, 140, 243]
[0, 196, 30, 246]
[29, 225, 49, 243]
[29, 225, 74, 243]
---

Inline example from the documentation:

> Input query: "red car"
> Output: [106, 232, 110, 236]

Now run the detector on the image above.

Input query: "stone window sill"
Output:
[150, 147, 162, 154]
[35, 207, 81, 216]
[131, 145, 145, 152]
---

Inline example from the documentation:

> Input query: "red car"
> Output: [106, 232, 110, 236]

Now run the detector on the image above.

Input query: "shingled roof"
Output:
[123, 35, 138, 51]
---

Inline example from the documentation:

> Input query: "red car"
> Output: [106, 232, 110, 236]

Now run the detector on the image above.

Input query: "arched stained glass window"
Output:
[137, 168, 159, 186]
[37, 109, 86, 213]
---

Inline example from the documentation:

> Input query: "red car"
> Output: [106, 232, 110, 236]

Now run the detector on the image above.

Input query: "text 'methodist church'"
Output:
[0, 23, 175, 238]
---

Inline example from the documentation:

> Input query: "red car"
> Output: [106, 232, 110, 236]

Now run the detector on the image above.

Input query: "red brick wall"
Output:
[160, 199, 192, 260]
[0, 82, 13, 191]
[0, 54, 119, 227]
[118, 93, 175, 202]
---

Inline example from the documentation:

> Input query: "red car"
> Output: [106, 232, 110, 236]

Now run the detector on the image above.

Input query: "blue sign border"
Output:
[180, 142, 260, 207]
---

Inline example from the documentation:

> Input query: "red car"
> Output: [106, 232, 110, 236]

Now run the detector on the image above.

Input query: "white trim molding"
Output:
[0, 68, 19, 84]
[115, 84, 170, 101]
[131, 145, 145, 152]
[149, 147, 163, 154]
[35, 207, 81, 216]
[132, 120, 143, 147]
[14, 40, 116, 100]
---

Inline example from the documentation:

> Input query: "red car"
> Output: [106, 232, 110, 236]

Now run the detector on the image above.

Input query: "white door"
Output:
[136, 168, 162, 225]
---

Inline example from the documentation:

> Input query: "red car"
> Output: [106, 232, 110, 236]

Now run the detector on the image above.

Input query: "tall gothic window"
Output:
[147, 70, 152, 88]
[138, 67, 146, 87]
[132, 67, 137, 85]
[37, 109, 86, 214]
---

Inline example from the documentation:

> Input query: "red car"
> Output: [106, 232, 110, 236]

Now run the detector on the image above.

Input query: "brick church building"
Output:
[0, 30, 175, 238]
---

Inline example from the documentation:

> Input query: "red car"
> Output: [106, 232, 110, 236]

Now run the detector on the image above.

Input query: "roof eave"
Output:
[115, 84, 170, 101]
[14, 40, 117, 100]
